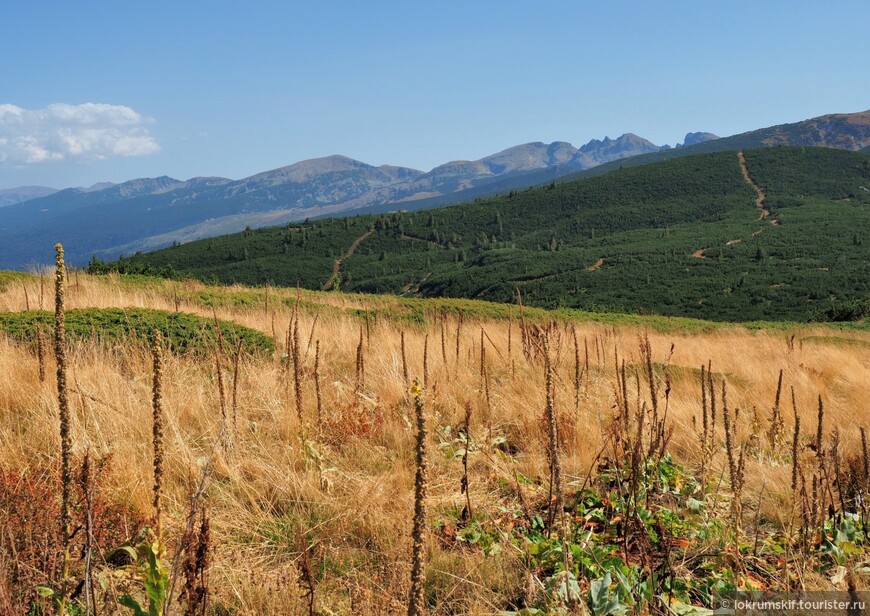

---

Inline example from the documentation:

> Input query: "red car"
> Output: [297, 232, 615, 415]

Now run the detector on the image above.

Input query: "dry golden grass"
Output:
[1, 271, 870, 613]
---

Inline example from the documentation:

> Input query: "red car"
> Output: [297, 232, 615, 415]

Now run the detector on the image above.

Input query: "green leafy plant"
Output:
[117, 529, 169, 616]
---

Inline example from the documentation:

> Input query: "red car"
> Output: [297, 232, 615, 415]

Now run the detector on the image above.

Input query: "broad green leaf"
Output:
[119, 594, 149, 616]
[36, 585, 55, 598]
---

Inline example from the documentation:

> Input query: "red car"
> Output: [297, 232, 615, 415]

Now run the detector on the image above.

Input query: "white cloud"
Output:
[0, 103, 160, 164]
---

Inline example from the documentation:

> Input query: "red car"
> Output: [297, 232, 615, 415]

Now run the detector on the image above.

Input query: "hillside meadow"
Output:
[1, 270, 869, 614]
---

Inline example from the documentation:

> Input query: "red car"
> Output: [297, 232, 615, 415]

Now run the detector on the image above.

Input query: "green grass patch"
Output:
[798, 335, 870, 349]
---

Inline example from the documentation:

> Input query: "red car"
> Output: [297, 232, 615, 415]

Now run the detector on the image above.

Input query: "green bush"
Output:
[0, 308, 274, 355]
[812, 297, 870, 322]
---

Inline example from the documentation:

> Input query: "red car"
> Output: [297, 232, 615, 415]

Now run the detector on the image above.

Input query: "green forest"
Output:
[95, 147, 870, 322]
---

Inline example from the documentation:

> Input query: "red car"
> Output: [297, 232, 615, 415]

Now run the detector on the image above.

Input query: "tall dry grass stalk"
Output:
[515, 288, 529, 360]
[408, 380, 428, 616]
[542, 334, 573, 607]
[832, 429, 846, 515]
[152, 330, 165, 536]
[80, 451, 95, 615]
[454, 312, 463, 369]
[355, 326, 365, 396]
[791, 387, 801, 496]
[296, 526, 317, 616]
[314, 340, 322, 427]
[212, 313, 229, 445]
[401, 331, 409, 385]
[54, 243, 72, 612]
[478, 329, 485, 379]
[861, 427, 869, 491]
[721, 380, 746, 530]
[181, 507, 211, 616]
[699, 363, 710, 480]
[293, 317, 303, 421]
[460, 401, 473, 526]
[769, 368, 785, 450]
[440, 310, 447, 366]
[305, 314, 319, 357]
[214, 348, 228, 445]
[231, 339, 243, 433]
[815, 395, 825, 458]
[542, 335, 562, 529]
[572, 328, 581, 415]
[507, 313, 512, 357]
[707, 361, 717, 449]
[36, 326, 46, 383]
[364, 310, 371, 347]
[422, 334, 429, 390]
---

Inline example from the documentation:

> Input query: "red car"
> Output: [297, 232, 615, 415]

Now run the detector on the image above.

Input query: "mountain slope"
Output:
[0, 186, 58, 207]
[101, 147, 870, 322]
[559, 110, 870, 180]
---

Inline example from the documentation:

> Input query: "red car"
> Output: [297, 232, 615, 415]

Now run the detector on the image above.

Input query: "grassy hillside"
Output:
[99, 147, 870, 322]
[1, 272, 869, 614]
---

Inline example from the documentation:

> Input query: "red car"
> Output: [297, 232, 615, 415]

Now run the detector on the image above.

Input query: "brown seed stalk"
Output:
[36, 325, 46, 383]
[815, 395, 825, 458]
[422, 333, 429, 390]
[181, 506, 211, 616]
[55, 243, 72, 613]
[573, 327, 581, 414]
[314, 340, 323, 427]
[460, 401, 473, 525]
[401, 330, 409, 385]
[769, 368, 784, 449]
[791, 387, 801, 496]
[355, 326, 365, 396]
[293, 317, 303, 421]
[296, 525, 317, 616]
[861, 427, 869, 493]
[455, 311, 463, 368]
[152, 331, 166, 537]
[408, 380, 428, 616]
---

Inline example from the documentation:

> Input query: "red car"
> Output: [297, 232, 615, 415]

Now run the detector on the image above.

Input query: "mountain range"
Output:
[0, 133, 693, 267]
[1, 109, 869, 269]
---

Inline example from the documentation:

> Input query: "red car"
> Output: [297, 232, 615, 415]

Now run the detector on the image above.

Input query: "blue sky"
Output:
[2, 1, 868, 189]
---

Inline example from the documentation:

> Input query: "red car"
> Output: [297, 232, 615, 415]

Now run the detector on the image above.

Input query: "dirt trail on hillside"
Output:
[586, 257, 605, 272]
[737, 151, 771, 221]
[323, 230, 374, 290]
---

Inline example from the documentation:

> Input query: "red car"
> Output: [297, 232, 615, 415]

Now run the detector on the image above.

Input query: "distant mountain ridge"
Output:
[756, 111, 870, 150]
[0, 131, 681, 266]
[0, 108, 868, 269]
[681, 132, 719, 147]
[0, 186, 58, 207]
